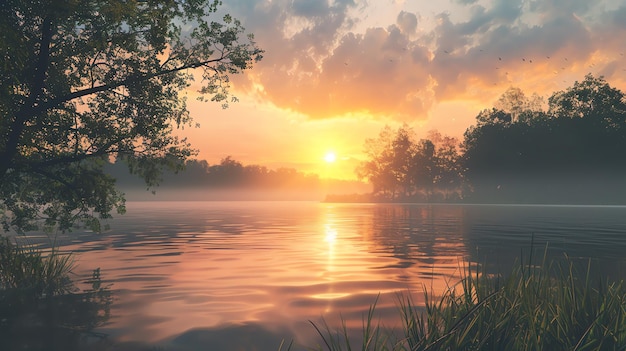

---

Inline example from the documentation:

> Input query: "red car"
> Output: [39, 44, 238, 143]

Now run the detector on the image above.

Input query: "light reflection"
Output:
[41, 202, 480, 347]
[317, 216, 341, 310]
[324, 225, 337, 244]
[324, 223, 337, 276]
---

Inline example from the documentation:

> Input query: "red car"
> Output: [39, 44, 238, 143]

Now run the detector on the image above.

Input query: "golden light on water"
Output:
[324, 224, 338, 244]
[66, 202, 478, 345]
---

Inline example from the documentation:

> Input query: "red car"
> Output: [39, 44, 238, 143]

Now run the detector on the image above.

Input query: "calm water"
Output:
[18, 202, 626, 350]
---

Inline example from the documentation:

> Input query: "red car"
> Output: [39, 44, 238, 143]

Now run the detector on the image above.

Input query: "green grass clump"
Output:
[0, 237, 112, 351]
[310, 296, 399, 351]
[0, 236, 75, 297]
[312, 253, 626, 351]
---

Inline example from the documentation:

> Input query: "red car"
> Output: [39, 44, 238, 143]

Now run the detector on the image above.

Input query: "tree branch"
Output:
[27, 55, 228, 119]
[1, 16, 54, 176]
[24, 136, 130, 168]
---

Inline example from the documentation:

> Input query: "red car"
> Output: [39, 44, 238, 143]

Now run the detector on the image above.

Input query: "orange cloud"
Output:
[225, 0, 626, 122]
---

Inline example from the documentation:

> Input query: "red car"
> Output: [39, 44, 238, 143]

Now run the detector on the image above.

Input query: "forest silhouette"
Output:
[357, 74, 626, 204]
[107, 157, 370, 201]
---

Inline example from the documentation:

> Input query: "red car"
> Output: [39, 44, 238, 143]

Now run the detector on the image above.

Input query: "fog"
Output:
[108, 160, 372, 202]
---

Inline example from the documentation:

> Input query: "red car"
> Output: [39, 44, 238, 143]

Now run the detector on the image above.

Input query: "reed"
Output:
[0, 237, 75, 298]
[0, 237, 113, 351]
[310, 296, 398, 351]
[311, 252, 626, 351]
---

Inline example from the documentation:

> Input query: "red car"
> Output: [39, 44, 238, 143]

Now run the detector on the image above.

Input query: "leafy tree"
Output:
[475, 87, 546, 127]
[411, 139, 436, 200]
[548, 74, 626, 129]
[391, 125, 416, 198]
[0, 0, 263, 232]
[494, 87, 545, 123]
[357, 126, 463, 201]
[208, 156, 245, 185]
[428, 131, 463, 199]
[356, 126, 397, 200]
[475, 108, 513, 126]
[463, 75, 626, 204]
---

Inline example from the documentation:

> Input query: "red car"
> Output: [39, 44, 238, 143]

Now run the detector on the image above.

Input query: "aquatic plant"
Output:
[0, 237, 75, 297]
[0, 238, 112, 350]
[311, 253, 626, 351]
[310, 296, 398, 351]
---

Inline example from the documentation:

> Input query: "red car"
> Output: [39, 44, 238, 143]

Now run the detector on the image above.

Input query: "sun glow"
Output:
[324, 152, 337, 163]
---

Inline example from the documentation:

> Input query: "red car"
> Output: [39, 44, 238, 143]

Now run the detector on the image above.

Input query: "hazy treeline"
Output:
[110, 156, 319, 188]
[358, 74, 626, 204]
[107, 157, 370, 201]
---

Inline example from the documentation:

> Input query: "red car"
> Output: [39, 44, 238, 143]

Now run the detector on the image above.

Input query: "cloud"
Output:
[225, 0, 437, 120]
[291, 0, 330, 17]
[426, 0, 604, 101]
[226, 0, 626, 121]
[454, 0, 478, 5]
[396, 11, 418, 35]
[247, 23, 435, 120]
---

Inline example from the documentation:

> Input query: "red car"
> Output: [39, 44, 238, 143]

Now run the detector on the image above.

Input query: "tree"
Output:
[356, 126, 396, 200]
[462, 75, 626, 204]
[390, 124, 416, 198]
[0, 0, 263, 232]
[494, 87, 544, 123]
[548, 74, 626, 129]
[208, 156, 244, 185]
[428, 131, 463, 199]
[411, 139, 436, 200]
[476, 87, 546, 127]
[357, 126, 463, 202]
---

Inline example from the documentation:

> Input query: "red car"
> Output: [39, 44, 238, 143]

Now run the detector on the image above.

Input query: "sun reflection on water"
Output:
[39, 201, 483, 347]
[310, 215, 354, 308]
[324, 224, 337, 244]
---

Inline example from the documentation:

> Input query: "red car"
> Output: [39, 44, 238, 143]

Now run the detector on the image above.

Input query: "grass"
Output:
[311, 250, 626, 351]
[0, 236, 76, 297]
[310, 296, 399, 351]
[0, 237, 112, 351]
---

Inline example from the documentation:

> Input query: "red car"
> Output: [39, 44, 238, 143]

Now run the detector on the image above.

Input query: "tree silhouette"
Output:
[463, 75, 626, 204]
[411, 139, 436, 200]
[428, 131, 464, 200]
[549, 74, 626, 128]
[391, 125, 416, 198]
[356, 126, 398, 199]
[357, 125, 463, 201]
[0, 0, 263, 231]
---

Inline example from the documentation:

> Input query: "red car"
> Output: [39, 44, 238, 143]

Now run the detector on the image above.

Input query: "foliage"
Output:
[356, 125, 463, 202]
[310, 296, 398, 351]
[0, 0, 263, 232]
[399, 257, 626, 351]
[310, 254, 626, 351]
[0, 237, 74, 297]
[462, 74, 626, 204]
[357, 75, 626, 204]
[0, 238, 112, 350]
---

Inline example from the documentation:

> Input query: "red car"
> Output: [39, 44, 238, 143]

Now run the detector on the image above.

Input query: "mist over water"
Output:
[20, 201, 626, 350]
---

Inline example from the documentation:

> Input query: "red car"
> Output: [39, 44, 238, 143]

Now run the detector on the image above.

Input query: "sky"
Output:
[178, 0, 626, 180]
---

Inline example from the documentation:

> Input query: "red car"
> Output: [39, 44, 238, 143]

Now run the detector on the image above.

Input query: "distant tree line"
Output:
[108, 156, 321, 190]
[358, 74, 626, 204]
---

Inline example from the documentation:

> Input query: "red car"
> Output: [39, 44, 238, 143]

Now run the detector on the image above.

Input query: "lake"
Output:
[15, 201, 626, 350]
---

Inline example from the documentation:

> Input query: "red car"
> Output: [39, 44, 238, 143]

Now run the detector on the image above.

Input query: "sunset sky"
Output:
[179, 0, 626, 180]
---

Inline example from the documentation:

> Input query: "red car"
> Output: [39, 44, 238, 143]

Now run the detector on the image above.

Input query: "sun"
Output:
[324, 151, 337, 163]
